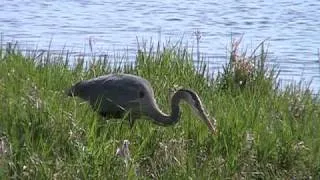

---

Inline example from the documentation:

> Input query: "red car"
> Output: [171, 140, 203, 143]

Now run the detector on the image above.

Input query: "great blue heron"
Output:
[66, 73, 217, 134]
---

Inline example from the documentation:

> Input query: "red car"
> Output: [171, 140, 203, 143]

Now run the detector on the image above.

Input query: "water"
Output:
[1, 0, 320, 92]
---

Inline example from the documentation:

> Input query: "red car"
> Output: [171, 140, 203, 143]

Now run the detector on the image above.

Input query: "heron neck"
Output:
[148, 91, 182, 126]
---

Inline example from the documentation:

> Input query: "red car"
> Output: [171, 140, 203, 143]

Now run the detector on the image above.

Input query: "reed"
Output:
[0, 38, 319, 179]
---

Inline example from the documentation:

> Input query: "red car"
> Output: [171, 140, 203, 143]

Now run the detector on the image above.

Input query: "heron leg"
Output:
[128, 112, 135, 129]
[98, 110, 136, 128]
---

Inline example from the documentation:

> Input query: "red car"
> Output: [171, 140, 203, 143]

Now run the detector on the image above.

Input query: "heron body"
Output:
[66, 73, 217, 133]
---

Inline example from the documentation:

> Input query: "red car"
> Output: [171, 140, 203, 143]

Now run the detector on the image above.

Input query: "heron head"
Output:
[177, 89, 203, 113]
[177, 89, 217, 134]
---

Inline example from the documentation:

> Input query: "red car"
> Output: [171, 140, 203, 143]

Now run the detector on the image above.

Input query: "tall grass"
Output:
[0, 38, 319, 179]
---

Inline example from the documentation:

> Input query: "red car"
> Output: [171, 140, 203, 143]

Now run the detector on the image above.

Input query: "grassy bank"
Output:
[0, 39, 320, 179]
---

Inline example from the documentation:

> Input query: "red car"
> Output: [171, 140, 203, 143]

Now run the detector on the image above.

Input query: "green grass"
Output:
[0, 39, 320, 179]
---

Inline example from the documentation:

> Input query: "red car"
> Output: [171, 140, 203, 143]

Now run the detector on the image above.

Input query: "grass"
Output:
[0, 37, 320, 179]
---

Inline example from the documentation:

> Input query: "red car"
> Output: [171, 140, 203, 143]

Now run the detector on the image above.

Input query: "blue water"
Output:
[1, 0, 320, 91]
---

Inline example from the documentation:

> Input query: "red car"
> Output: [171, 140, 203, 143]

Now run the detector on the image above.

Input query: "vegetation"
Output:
[0, 37, 319, 179]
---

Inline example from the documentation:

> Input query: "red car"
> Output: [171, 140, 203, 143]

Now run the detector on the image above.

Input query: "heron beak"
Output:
[196, 110, 217, 135]
[188, 103, 217, 134]
[204, 117, 218, 135]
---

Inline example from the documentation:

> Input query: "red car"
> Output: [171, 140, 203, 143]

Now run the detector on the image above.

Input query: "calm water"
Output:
[1, 0, 320, 91]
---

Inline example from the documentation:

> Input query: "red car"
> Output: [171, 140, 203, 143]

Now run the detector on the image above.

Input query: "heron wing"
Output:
[80, 74, 144, 113]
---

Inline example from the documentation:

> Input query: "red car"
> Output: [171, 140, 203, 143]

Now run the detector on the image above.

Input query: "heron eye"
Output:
[139, 91, 145, 98]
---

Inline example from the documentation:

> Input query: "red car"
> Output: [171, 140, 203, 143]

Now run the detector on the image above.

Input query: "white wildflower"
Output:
[0, 136, 11, 156]
[116, 140, 131, 167]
